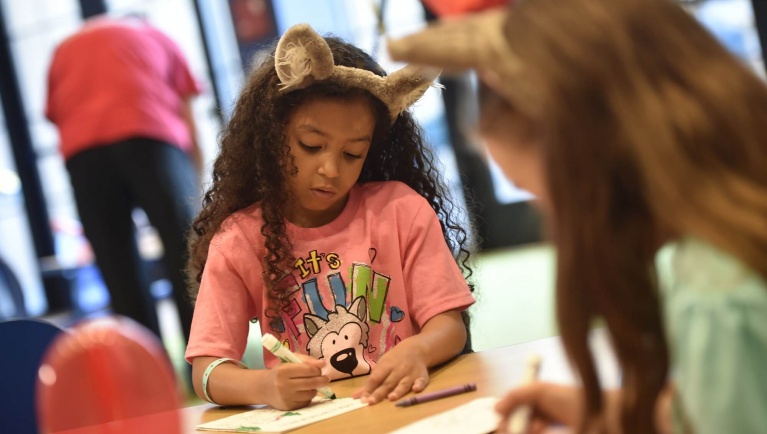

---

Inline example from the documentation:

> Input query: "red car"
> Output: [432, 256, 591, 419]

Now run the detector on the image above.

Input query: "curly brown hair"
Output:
[187, 36, 475, 334]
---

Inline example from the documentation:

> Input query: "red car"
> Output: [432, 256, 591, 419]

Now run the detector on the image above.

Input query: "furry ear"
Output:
[328, 64, 440, 121]
[380, 65, 441, 120]
[275, 24, 335, 90]
[275, 23, 442, 122]
[348, 296, 367, 323]
[303, 314, 327, 339]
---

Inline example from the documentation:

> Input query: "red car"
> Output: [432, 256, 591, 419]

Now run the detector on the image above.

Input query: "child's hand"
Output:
[263, 355, 330, 410]
[352, 339, 429, 405]
[495, 383, 627, 433]
[494, 383, 583, 433]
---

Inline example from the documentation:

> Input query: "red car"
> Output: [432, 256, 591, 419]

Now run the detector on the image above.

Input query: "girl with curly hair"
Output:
[185, 24, 476, 411]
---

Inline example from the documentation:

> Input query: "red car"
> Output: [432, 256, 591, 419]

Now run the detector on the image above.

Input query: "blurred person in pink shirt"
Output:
[46, 14, 202, 350]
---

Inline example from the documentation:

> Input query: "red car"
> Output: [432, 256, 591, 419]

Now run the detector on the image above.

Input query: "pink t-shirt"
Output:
[46, 17, 201, 160]
[186, 181, 475, 380]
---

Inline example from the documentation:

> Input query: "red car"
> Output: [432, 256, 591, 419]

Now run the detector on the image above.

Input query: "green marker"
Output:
[261, 333, 337, 400]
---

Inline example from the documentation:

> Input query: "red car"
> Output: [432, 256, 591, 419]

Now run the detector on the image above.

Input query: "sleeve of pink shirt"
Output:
[185, 237, 258, 364]
[401, 198, 476, 329]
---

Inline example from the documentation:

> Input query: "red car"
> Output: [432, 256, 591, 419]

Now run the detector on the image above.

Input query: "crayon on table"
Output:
[261, 333, 337, 400]
[395, 383, 477, 407]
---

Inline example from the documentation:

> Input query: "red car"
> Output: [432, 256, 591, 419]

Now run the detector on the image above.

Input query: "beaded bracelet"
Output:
[202, 357, 248, 405]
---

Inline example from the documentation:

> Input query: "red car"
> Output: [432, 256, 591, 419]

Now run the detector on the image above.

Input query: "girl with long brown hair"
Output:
[184, 24, 476, 410]
[389, 0, 767, 432]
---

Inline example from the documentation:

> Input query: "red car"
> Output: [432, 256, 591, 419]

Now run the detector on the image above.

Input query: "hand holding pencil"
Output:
[262, 333, 336, 400]
[495, 382, 585, 434]
[495, 354, 593, 434]
[259, 333, 334, 410]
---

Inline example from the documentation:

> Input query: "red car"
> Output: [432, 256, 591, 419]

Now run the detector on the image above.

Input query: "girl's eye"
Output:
[299, 142, 320, 152]
[344, 152, 363, 160]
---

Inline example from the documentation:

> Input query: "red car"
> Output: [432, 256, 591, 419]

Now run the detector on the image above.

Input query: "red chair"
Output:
[36, 316, 182, 434]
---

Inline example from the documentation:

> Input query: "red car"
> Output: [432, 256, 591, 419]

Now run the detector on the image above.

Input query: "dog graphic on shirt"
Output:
[304, 296, 372, 378]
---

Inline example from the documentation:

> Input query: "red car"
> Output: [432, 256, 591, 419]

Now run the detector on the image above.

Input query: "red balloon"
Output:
[36, 316, 182, 434]
[422, 0, 509, 16]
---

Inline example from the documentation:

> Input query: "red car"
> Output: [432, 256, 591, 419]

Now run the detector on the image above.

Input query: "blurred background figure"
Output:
[44, 14, 202, 348]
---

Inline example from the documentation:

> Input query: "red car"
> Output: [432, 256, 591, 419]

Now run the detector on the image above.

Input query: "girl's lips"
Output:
[310, 188, 335, 199]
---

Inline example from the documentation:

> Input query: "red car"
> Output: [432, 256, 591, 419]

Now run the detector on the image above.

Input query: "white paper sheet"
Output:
[388, 397, 501, 434]
[196, 397, 367, 433]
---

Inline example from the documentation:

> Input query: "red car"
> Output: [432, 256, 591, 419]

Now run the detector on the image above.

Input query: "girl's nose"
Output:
[318, 156, 339, 178]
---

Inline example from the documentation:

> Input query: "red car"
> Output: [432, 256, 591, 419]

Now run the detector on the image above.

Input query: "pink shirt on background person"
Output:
[186, 181, 475, 381]
[46, 17, 202, 161]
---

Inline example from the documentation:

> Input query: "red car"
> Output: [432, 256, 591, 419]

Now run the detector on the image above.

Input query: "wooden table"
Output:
[183, 330, 619, 433]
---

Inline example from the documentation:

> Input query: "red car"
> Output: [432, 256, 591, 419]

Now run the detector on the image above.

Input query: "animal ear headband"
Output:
[275, 23, 441, 122]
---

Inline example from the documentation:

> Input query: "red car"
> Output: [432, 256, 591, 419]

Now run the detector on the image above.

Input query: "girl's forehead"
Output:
[287, 96, 377, 138]
[297, 93, 374, 109]
[289, 96, 375, 121]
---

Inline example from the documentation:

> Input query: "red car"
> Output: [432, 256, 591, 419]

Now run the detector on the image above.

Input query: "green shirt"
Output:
[657, 238, 767, 434]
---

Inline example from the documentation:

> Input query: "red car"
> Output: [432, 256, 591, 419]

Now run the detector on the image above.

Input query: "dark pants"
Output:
[66, 138, 198, 344]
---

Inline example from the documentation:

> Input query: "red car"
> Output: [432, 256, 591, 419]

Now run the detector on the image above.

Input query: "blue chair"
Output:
[0, 318, 64, 434]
